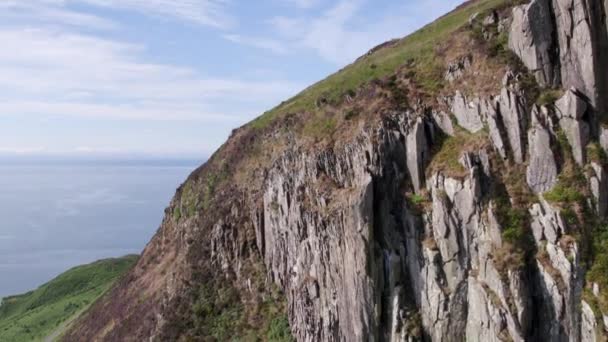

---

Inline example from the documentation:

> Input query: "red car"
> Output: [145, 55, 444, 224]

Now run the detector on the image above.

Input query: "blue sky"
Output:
[0, 0, 464, 159]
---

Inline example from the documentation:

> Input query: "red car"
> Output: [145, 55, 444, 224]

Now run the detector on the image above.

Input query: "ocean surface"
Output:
[0, 159, 199, 298]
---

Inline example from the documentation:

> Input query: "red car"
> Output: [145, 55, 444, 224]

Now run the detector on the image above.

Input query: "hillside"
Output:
[64, 0, 608, 341]
[0, 255, 137, 342]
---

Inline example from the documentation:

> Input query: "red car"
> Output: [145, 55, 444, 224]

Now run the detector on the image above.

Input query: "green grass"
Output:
[0, 255, 137, 342]
[250, 0, 509, 130]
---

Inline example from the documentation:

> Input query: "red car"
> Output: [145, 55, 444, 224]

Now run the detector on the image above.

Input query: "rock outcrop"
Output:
[509, 0, 559, 87]
[510, 0, 608, 113]
[527, 107, 558, 193]
[555, 89, 590, 165]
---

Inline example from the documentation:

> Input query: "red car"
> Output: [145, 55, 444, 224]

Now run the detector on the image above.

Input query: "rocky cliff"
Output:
[64, 0, 608, 341]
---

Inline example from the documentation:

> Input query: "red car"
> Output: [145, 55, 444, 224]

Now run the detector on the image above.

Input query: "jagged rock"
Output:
[601, 126, 608, 154]
[509, 0, 559, 87]
[432, 110, 455, 136]
[445, 55, 472, 82]
[537, 260, 568, 340]
[469, 12, 480, 26]
[406, 118, 429, 193]
[527, 107, 558, 193]
[555, 89, 590, 165]
[530, 200, 567, 244]
[482, 11, 499, 27]
[552, 0, 605, 110]
[589, 162, 608, 218]
[466, 277, 515, 342]
[498, 74, 527, 163]
[485, 101, 508, 159]
[451, 91, 485, 132]
[581, 301, 598, 342]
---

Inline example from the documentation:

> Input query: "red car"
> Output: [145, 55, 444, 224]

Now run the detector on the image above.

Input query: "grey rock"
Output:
[482, 11, 498, 27]
[483, 99, 508, 159]
[581, 301, 598, 342]
[600, 126, 608, 154]
[451, 91, 485, 133]
[552, 0, 603, 109]
[406, 118, 429, 193]
[589, 162, 608, 218]
[445, 55, 472, 83]
[432, 110, 455, 136]
[530, 199, 567, 244]
[509, 0, 559, 86]
[555, 89, 590, 165]
[498, 77, 527, 163]
[526, 107, 558, 193]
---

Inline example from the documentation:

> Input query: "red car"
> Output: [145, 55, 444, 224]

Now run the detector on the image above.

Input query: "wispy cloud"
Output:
[242, 0, 465, 66]
[75, 0, 235, 29]
[0, 1, 118, 30]
[282, 0, 321, 9]
[0, 0, 235, 29]
[0, 27, 301, 122]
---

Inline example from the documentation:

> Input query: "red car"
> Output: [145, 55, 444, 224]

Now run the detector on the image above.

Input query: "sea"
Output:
[0, 158, 199, 298]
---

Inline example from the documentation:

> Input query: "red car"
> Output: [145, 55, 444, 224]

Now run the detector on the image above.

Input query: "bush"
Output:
[544, 184, 585, 204]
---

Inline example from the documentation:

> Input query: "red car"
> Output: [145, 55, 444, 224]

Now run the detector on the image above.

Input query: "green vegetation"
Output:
[250, 0, 510, 130]
[408, 193, 427, 206]
[544, 180, 586, 204]
[188, 278, 293, 341]
[0, 255, 137, 342]
[587, 142, 608, 165]
[536, 89, 564, 106]
[544, 131, 587, 205]
[427, 128, 489, 178]
[266, 317, 294, 342]
[174, 166, 228, 221]
[586, 221, 608, 314]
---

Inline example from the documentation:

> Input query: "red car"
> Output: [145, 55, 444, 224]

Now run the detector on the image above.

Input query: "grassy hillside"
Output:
[251, 0, 510, 130]
[0, 255, 137, 342]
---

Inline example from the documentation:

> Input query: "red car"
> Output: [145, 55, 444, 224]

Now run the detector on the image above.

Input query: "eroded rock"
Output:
[555, 89, 590, 165]
[527, 107, 558, 193]
[509, 0, 559, 87]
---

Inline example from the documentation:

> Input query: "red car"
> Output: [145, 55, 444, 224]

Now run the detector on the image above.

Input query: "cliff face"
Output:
[65, 0, 608, 341]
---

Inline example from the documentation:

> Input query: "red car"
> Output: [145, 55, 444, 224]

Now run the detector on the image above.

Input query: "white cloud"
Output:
[0, 27, 302, 122]
[74, 0, 235, 29]
[263, 0, 465, 65]
[1, 0, 235, 29]
[0, 1, 118, 30]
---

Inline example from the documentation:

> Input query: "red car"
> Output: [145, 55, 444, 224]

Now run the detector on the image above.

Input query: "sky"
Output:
[0, 0, 465, 159]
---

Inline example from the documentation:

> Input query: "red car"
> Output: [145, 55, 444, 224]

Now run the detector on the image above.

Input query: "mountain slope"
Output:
[64, 0, 608, 340]
[0, 256, 137, 342]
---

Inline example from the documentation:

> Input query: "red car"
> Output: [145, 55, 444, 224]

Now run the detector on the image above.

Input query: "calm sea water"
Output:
[0, 159, 198, 298]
